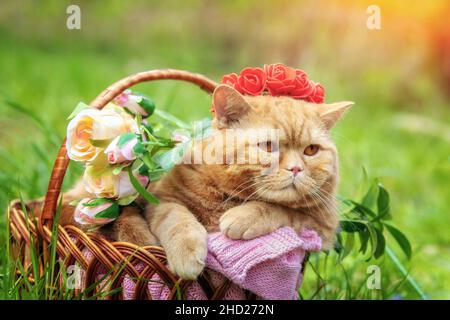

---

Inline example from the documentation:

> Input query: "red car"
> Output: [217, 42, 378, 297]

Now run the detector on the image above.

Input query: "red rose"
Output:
[290, 70, 315, 99]
[237, 67, 267, 95]
[264, 63, 297, 96]
[219, 65, 325, 103]
[306, 82, 325, 103]
[221, 73, 242, 92]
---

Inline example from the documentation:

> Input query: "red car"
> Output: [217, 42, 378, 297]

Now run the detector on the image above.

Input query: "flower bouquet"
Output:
[66, 90, 210, 226]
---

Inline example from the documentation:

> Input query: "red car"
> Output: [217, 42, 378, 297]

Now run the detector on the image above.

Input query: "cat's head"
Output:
[209, 85, 353, 208]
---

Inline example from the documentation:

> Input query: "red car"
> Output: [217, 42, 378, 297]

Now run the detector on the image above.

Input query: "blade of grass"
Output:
[386, 246, 427, 299]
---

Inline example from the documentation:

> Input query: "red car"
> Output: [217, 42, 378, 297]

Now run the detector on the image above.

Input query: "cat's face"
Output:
[211, 85, 352, 208]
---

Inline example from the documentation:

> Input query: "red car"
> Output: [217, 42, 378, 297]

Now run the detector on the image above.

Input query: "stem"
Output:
[141, 125, 158, 142]
[386, 246, 427, 300]
[141, 141, 169, 147]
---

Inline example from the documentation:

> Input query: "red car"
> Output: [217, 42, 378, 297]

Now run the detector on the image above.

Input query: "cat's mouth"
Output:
[253, 174, 320, 203]
[265, 175, 317, 196]
[255, 182, 302, 203]
[278, 183, 296, 191]
[267, 177, 298, 191]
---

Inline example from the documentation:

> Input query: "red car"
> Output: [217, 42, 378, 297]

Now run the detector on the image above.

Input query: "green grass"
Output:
[1, 0, 449, 299]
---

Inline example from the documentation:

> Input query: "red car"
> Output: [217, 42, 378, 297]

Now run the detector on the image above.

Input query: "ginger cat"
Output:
[61, 85, 352, 280]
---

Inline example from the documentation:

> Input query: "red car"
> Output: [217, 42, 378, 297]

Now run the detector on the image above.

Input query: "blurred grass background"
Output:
[0, 0, 449, 299]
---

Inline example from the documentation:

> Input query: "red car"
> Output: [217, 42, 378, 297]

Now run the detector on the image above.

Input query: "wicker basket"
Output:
[8, 69, 307, 300]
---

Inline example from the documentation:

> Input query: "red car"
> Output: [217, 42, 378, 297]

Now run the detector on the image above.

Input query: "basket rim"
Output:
[8, 197, 252, 300]
[40, 69, 218, 234]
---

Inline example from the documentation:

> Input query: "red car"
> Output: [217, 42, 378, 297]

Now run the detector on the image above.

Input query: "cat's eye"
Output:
[258, 141, 278, 153]
[304, 144, 320, 156]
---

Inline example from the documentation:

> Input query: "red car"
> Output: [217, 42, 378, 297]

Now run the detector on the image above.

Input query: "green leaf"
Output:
[142, 141, 172, 147]
[334, 233, 343, 254]
[117, 194, 138, 206]
[373, 228, 386, 259]
[148, 169, 166, 182]
[112, 163, 130, 175]
[155, 142, 188, 170]
[133, 140, 146, 155]
[142, 123, 154, 135]
[365, 224, 378, 259]
[142, 124, 157, 142]
[127, 167, 159, 204]
[135, 112, 142, 133]
[67, 102, 91, 120]
[339, 233, 355, 262]
[82, 198, 112, 207]
[377, 183, 391, 220]
[340, 220, 366, 233]
[361, 180, 379, 211]
[95, 202, 120, 219]
[140, 152, 157, 171]
[131, 158, 143, 171]
[349, 200, 377, 218]
[90, 139, 112, 148]
[138, 97, 156, 117]
[359, 231, 370, 254]
[117, 132, 137, 147]
[385, 224, 412, 259]
[138, 163, 149, 176]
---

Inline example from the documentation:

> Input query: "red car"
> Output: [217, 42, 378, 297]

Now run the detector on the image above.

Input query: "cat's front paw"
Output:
[219, 206, 278, 240]
[165, 225, 207, 280]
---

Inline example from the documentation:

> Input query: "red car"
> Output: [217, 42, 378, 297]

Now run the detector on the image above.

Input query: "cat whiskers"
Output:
[310, 180, 343, 213]
[297, 181, 314, 216]
[216, 178, 263, 212]
[242, 183, 270, 205]
[254, 174, 292, 191]
[291, 178, 327, 222]
[308, 184, 341, 221]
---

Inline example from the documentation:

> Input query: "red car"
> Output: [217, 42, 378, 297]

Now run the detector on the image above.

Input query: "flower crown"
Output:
[220, 63, 325, 103]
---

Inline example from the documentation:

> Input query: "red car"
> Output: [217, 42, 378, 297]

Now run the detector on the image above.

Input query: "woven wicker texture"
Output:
[8, 69, 305, 299]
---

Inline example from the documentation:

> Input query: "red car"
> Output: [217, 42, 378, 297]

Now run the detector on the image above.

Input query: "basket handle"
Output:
[40, 69, 218, 230]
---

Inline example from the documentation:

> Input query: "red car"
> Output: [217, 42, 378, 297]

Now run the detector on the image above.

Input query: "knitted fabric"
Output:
[78, 227, 321, 300]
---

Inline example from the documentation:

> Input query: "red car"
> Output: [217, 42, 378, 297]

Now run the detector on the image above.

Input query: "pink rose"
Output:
[306, 82, 325, 103]
[113, 90, 155, 117]
[74, 198, 118, 226]
[115, 91, 130, 106]
[104, 134, 138, 164]
[115, 171, 149, 199]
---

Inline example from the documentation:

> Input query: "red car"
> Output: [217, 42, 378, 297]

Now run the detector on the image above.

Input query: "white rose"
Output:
[66, 103, 139, 162]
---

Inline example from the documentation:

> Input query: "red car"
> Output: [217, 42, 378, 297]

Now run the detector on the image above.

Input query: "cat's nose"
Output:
[288, 166, 303, 176]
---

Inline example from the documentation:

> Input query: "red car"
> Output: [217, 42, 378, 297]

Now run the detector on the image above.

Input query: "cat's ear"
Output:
[317, 101, 354, 129]
[212, 85, 251, 128]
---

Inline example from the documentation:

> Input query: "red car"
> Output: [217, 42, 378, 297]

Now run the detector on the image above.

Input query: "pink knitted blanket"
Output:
[83, 227, 321, 300]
